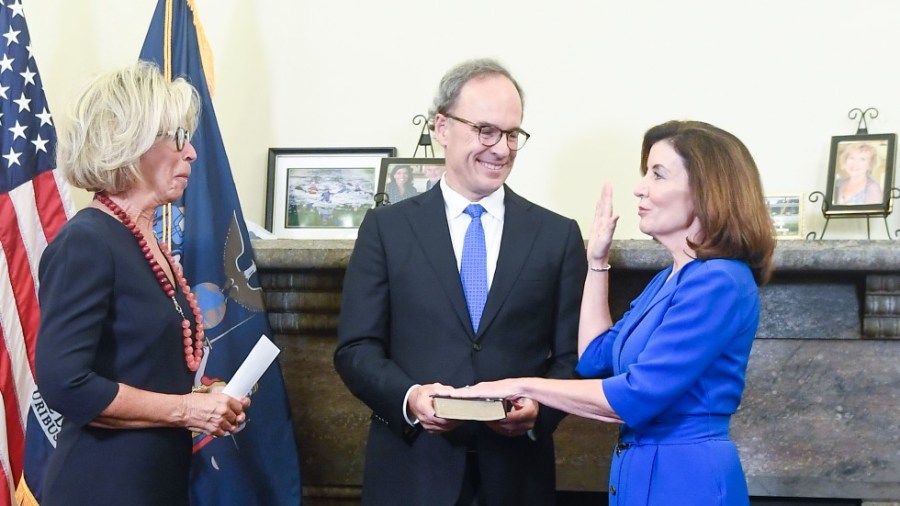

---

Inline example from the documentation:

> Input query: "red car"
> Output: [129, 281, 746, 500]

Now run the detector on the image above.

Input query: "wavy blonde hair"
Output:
[57, 60, 200, 193]
[838, 142, 879, 174]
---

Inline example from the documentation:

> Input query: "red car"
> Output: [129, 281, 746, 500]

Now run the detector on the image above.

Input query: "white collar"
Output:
[440, 177, 506, 219]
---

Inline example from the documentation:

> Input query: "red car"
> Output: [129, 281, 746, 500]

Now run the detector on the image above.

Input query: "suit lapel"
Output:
[475, 187, 538, 339]
[405, 186, 475, 338]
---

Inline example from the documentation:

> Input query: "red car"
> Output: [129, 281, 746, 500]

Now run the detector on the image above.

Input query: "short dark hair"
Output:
[391, 165, 413, 178]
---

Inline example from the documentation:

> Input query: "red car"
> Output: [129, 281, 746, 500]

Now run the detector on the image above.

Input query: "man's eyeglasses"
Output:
[444, 114, 530, 151]
[159, 127, 191, 151]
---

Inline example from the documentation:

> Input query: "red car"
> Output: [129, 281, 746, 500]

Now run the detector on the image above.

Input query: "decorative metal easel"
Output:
[807, 107, 900, 240]
[411, 114, 435, 158]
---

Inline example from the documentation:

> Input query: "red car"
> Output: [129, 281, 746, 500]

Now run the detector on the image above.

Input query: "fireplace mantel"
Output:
[253, 239, 900, 503]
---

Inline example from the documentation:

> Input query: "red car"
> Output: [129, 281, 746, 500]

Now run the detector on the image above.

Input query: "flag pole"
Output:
[161, 0, 173, 248]
[139, 2, 303, 501]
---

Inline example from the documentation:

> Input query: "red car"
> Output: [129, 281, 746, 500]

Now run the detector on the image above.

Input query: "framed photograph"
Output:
[764, 195, 802, 239]
[824, 133, 896, 216]
[376, 158, 446, 206]
[265, 147, 397, 238]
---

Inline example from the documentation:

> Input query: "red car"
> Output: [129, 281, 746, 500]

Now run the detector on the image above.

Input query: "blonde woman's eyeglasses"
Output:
[158, 127, 191, 151]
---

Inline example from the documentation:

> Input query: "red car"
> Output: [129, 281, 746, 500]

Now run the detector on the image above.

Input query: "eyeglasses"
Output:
[159, 127, 191, 151]
[444, 113, 530, 151]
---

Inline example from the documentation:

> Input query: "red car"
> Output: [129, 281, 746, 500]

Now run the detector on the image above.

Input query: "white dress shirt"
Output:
[441, 178, 505, 289]
[403, 176, 506, 426]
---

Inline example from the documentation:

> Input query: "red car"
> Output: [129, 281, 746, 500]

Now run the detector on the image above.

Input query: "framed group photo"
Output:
[764, 194, 802, 239]
[265, 147, 397, 239]
[824, 133, 896, 216]
[376, 157, 446, 206]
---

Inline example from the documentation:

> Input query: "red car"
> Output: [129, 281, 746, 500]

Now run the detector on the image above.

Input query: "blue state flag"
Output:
[140, 1, 302, 504]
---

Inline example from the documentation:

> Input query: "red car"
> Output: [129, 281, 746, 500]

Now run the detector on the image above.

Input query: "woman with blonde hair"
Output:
[36, 61, 249, 505]
[834, 142, 883, 205]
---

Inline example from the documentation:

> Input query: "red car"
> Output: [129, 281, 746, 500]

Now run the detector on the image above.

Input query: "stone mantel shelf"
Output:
[252, 238, 900, 272]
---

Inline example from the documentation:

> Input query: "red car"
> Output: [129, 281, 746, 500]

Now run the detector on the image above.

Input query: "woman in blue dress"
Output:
[452, 120, 775, 505]
[35, 62, 250, 505]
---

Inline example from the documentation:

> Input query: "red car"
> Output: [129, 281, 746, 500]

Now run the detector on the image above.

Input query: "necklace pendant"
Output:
[171, 297, 185, 318]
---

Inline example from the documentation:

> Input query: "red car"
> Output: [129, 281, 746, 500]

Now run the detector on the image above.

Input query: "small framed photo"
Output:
[764, 195, 803, 239]
[376, 158, 446, 206]
[265, 147, 397, 238]
[824, 133, 896, 216]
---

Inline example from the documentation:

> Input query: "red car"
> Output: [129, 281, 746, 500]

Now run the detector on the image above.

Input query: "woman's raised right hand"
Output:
[587, 182, 619, 266]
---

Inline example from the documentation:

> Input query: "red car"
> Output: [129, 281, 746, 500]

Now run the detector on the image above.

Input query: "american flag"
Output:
[0, 1, 72, 504]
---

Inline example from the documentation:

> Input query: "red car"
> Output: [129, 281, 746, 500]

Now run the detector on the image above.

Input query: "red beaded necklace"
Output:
[94, 193, 205, 371]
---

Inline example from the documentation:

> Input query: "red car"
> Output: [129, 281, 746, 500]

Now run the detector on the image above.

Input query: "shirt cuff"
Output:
[402, 384, 421, 427]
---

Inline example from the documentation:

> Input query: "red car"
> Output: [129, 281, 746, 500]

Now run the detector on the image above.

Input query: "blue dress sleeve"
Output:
[35, 220, 120, 427]
[575, 318, 623, 379]
[601, 261, 756, 428]
[576, 268, 670, 379]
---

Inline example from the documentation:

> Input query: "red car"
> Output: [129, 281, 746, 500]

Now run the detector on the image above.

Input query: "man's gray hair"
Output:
[427, 58, 524, 128]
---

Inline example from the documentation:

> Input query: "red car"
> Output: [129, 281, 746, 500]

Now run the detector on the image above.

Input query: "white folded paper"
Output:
[221, 335, 280, 399]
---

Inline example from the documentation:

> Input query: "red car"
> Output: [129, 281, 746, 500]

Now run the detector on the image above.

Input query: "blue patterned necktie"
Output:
[461, 204, 488, 332]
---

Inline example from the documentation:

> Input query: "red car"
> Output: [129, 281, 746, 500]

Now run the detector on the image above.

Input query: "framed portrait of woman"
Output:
[824, 133, 896, 216]
[375, 158, 446, 206]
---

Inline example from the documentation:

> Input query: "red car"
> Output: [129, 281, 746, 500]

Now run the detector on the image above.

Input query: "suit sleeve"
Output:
[535, 218, 587, 434]
[601, 263, 753, 429]
[333, 210, 418, 440]
[35, 223, 120, 427]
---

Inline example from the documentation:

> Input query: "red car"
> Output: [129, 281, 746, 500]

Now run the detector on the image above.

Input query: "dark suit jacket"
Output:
[334, 184, 587, 505]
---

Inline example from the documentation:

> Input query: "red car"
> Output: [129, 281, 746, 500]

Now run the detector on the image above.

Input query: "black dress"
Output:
[35, 208, 194, 506]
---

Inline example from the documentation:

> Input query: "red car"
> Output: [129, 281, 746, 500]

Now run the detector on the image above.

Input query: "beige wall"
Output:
[26, 0, 900, 240]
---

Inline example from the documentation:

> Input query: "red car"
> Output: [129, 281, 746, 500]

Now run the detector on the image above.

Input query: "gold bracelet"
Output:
[589, 264, 612, 272]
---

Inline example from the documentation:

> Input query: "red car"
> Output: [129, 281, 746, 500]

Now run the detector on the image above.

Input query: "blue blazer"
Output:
[577, 258, 757, 505]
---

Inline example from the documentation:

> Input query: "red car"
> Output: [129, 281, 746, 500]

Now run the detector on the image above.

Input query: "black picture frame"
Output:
[824, 133, 896, 216]
[265, 147, 397, 238]
[376, 157, 447, 206]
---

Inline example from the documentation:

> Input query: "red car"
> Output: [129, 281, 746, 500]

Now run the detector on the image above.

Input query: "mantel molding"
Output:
[252, 239, 900, 272]
[252, 238, 900, 502]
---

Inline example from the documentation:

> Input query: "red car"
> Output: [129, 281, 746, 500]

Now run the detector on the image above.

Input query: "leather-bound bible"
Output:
[431, 396, 510, 421]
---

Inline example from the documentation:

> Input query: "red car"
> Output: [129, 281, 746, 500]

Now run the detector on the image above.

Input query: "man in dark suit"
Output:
[334, 58, 587, 505]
